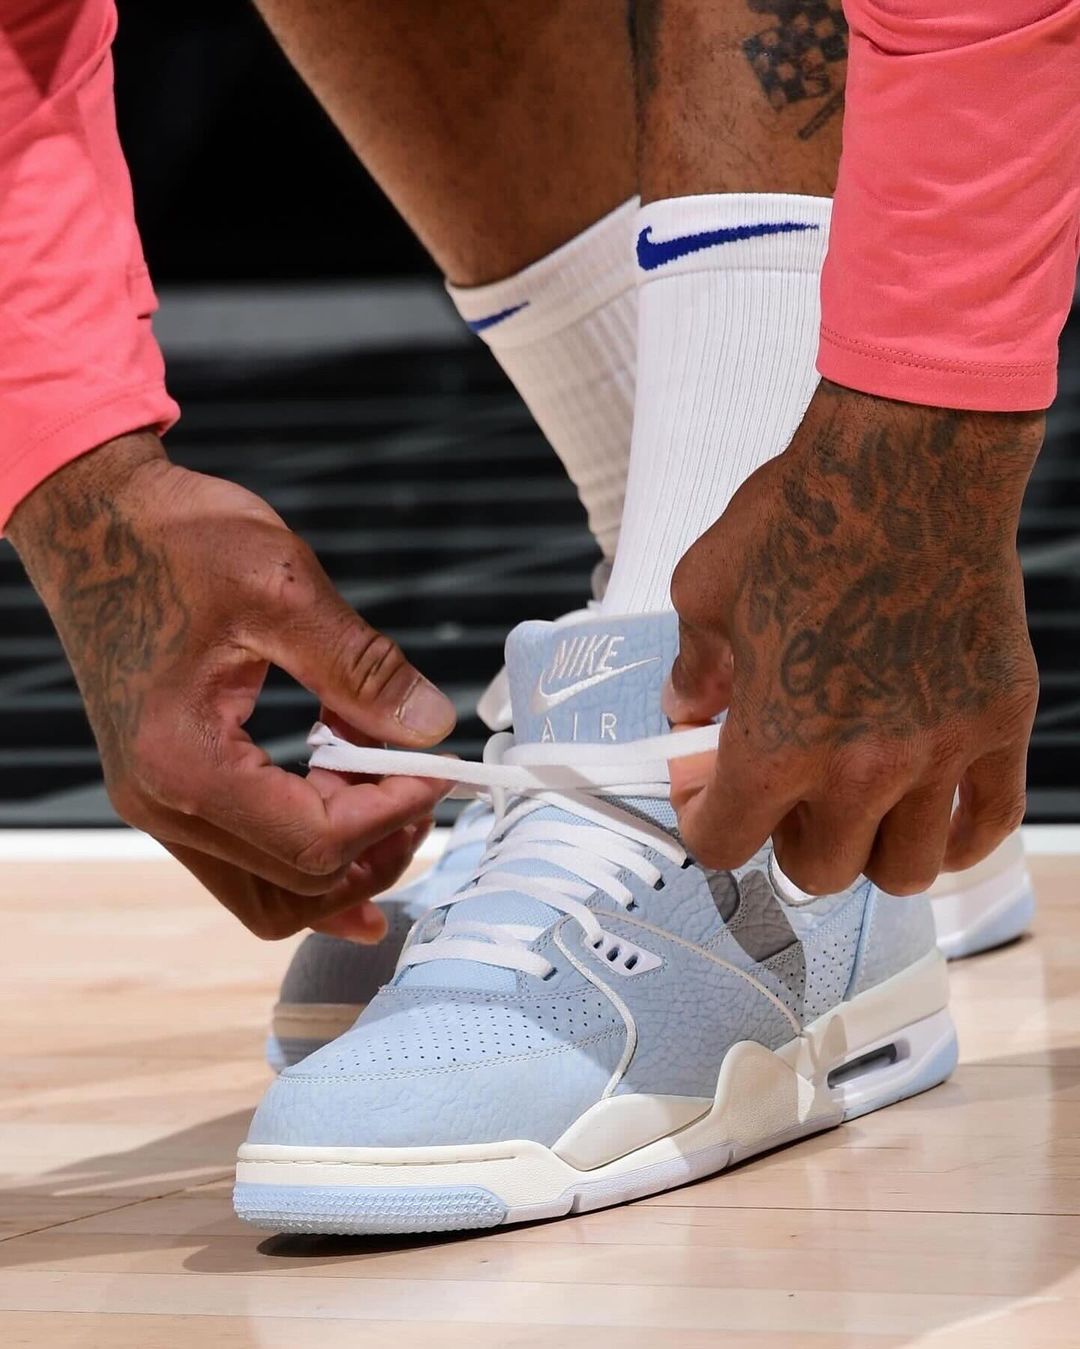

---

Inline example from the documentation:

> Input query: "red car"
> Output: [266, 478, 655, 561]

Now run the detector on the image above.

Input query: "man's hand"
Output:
[7, 433, 456, 939]
[665, 382, 1042, 895]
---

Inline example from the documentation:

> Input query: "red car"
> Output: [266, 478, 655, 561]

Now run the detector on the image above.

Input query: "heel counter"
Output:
[848, 888, 937, 999]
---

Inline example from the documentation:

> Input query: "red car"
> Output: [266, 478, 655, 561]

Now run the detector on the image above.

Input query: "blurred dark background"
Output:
[113, 1, 430, 281]
[0, 2, 1075, 825]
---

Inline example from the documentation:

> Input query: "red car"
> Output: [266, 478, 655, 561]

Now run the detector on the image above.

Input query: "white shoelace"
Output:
[308, 722, 720, 980]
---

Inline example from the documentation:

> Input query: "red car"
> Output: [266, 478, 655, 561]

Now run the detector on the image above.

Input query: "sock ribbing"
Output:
[447, 200, 639, 561]
[603, 193, 832, 614]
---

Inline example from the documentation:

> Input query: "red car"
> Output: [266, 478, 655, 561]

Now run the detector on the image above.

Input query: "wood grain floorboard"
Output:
[1, 853, 1077, 1345]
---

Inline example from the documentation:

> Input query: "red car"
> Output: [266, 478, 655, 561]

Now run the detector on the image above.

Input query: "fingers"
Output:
[866, 780, 957, 895]
[310, 892, 388, 944]
[670, 714, 804, 870]
[663, 619, 734, 725]
[150, 807, 352, 896]
[165, 818, 432, 941]
[107, 537, 454, 935]
[671, 715, 962, 896]
[192, 741, 448, 877]
[946, 747, 1028, 873]
[773, 796, 882, 897]
[124, 725, 449, 888]
[664, 536, 737, 724]
[313, 820, 434, 941]
[254, 542, 456, 746]
[160, 839, 341, 939]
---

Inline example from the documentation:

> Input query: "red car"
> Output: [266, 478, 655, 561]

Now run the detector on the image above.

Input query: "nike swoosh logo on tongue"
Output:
[529, 658, 660, 715]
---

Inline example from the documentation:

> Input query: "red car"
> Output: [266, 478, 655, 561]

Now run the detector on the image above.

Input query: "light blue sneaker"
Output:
[265, 801, 492, 1072]
[268, 818, 1024, 1076]
[265, 601, 602, 1072]
[236, 613, 957, 1235]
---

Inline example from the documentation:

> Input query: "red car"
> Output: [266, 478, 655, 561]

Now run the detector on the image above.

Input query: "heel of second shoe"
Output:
[930, 832, 1034, 960]
[933, 872, 1035, 960]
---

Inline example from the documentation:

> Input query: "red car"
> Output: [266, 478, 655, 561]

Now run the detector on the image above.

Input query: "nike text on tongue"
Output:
[511, 616, 678, 747]
[530, 632, 659, 716]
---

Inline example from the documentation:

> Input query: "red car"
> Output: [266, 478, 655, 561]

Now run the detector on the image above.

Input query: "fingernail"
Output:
[399, 678, 456, 738]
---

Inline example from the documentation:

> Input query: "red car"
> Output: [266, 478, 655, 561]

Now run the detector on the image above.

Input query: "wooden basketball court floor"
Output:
[2, 834, 1079, 1348]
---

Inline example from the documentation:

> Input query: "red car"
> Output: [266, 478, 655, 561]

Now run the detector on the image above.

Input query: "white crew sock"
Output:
[447, 200, 638, 561]
[603, 193, 832, 615]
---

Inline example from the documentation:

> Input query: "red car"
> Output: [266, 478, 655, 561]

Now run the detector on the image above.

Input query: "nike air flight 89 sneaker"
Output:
[236, 613, 957, 1235]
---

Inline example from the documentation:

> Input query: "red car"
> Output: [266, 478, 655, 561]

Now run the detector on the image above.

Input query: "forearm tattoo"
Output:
[14, 478, 189, 750]
[741, 1, 848, 140]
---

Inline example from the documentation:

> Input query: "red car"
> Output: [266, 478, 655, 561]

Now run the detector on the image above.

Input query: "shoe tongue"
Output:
[507, 611, 678, 746]
[397, 611, 679, 994]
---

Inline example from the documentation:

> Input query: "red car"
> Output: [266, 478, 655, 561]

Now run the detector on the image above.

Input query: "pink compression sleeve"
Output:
[818, 0, 1080, 411]
[0, 0, 178, 532]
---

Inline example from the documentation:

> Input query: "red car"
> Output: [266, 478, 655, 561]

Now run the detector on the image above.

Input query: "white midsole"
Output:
[239, 949, 950, 1213]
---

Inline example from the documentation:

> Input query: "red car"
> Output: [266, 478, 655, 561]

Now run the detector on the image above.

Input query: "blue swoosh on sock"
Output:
[636, 221, 819, 271]
[465, 301, 530, 333]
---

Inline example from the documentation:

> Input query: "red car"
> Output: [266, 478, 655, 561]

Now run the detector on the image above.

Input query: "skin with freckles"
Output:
[8, 433, 453, 940]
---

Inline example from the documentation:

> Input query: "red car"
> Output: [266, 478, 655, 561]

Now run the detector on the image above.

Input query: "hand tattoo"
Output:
[733, 383, 1041, 751]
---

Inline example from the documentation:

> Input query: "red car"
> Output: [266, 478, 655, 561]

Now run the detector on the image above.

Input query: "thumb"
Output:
[662, 617, 734, 725]
[259, 552, 456, 746]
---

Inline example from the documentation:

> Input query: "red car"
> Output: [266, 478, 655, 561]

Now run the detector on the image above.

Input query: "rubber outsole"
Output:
[233, 1182, 507, 1235]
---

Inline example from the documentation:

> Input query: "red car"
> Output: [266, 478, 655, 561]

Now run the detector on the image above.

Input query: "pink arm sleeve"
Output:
[818, 0, 1080, 411]
[0, 0, 178, 531]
